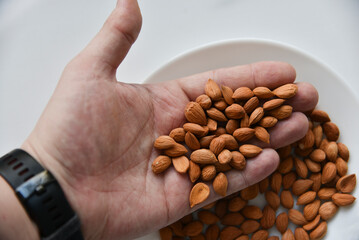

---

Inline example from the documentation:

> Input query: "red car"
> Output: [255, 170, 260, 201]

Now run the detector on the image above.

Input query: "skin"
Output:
[0, 0, 318, 239]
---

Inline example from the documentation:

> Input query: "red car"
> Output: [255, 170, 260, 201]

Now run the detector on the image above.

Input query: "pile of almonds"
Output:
[153, 79, 356, 240]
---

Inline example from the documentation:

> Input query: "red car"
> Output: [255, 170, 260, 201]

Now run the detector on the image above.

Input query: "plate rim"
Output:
[145, 38, 358, 104]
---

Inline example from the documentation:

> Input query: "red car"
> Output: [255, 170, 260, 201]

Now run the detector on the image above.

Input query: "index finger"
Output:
[176, 61, 296, 100]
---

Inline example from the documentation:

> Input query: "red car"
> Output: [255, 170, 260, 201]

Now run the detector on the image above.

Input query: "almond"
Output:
[265, 191, 280, 210]
[282, 171, 297, 190]
[271, 172, 282, 193]
[214, 162, 232, 172]
[202, 202, 216, 210]
[169, 220, 184, 237]
[336, 174, 356, 193]
[268, 105, 293, 120]
[228, 197, 247, 212]
[152, 155, 172, 174]
[259, 178, 269, 193]
[336, 157, 348, 176]
[205, 224, 219, 240]
[189, 183, 210, 208]
[185, 102, 207, 126]
[310, 173, 322, 192]
[232, 87, 254, 100]
[240, 113, 250, 128]
[276, 212, 288, 233]
[214, 99, 228, 111]
[282, 229, 295, 240]
[323, 122, 340, 141]
[319, 201, 338, 220]
[154, 135, 176, 149]
[225, 119, 239, 134]
[239, 144, 262, 158]
[159, 227, 172, 240]
[183, 123, 206, 136]
[309, 149, 326, 162]
[318, 188, 336, 200]
[236, 235, 250, 240]
[241, 205, 263, 219]
[292, 179, 313, 196]
[183, 221, 203, 237]
[313, 125, 323, 147]
[196, 94, 212, 110]
[229, 151, 246, 170]
[297, 191, 316, 205]
[220, 134, 239, 150]
[215, 200, 228, 218]
[303, 215, 320, 231]
[240, 219, 260, 234]
[217, 149, 232, 164]
[310, 109, 331, 122]
[278, 156, 294, 174]
[225, 104, 245, 119]
[303, 200, 320, 221]
[214, 127, 226, 136]
[337, 142, 349, 161]
[197, 210, 219, 225]
[259, 116, 278, 128]
[305, 158, 321, 173]
[254, 126, 270, 143]
[272, 83, 298, 98]
[199, 135, 216, 148]
[294, 228, 309, 240]
[205, 79, 222, 100]
[233, 127, 255, 142]
[190, 234, 204, 240]
[325, 141, 338, 162]
[294, 157, 308, 178]
[262, 98, 285, 111]
[332, 193, 356, 206]
[298, 129, 315, 150]
[240, 183, 259, 200]
[221, 212, 245, 226]
[221, 85, 234, 105]
[260, 205, 275, 229]
[172, 156, 190, 174]
[185, 132, 200, 150]
[220, 226, 242, 240]
[281, 190, 294, 209]
[201, 165, 216, 181]
[191, 149, 218, 164]
[213, 172, 228, 196]
[309, 221, 327, 240]
[321, 162, 337, 184]
[252, 230, 269, 240]
[288, 209, 308, 225]
[210, 137, 226, 156]
[268, 236, 279, 240]
[169, 128, 186, 142]
[319, 138, 329, 151]
[243, 96, 259, 114]
[188, 161, 201, 183]
[249, 107, 264, 125]
[295, 147, 313, 157]
[253, 86, 274, 99]
[180, 213, 192, 224]
[164, 143, 188, 157]
[207, 107, 228, 122]
[207, 118, 217, 131]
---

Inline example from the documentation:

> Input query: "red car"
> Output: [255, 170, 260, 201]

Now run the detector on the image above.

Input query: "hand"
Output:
[21, 0, 318, 239]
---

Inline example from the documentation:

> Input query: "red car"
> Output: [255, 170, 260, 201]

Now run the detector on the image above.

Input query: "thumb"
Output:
[77, 0, 142, 75]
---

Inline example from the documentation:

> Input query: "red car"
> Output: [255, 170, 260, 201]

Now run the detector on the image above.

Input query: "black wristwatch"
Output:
[0, 149, 84, 240]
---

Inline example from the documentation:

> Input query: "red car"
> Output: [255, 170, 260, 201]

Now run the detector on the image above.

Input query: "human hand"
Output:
[20, 0, 318, 239]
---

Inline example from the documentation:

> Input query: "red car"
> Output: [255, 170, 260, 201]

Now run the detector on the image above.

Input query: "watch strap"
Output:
[0, 149, 84, 239]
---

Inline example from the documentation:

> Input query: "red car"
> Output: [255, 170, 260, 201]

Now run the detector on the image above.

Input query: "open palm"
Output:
[22, 1, 318, 239]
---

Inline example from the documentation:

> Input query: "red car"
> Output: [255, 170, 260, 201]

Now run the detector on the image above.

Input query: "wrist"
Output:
[0, 176, 40, 240]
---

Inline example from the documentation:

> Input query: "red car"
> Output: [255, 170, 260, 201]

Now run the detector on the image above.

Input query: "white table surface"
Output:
[0, 0, 358, 238]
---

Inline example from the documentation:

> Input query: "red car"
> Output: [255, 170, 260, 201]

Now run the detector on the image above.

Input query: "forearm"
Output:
[0, 176, 40, 240]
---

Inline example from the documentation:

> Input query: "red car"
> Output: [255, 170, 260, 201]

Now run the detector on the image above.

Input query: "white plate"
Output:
[142, 39, 359, 240]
